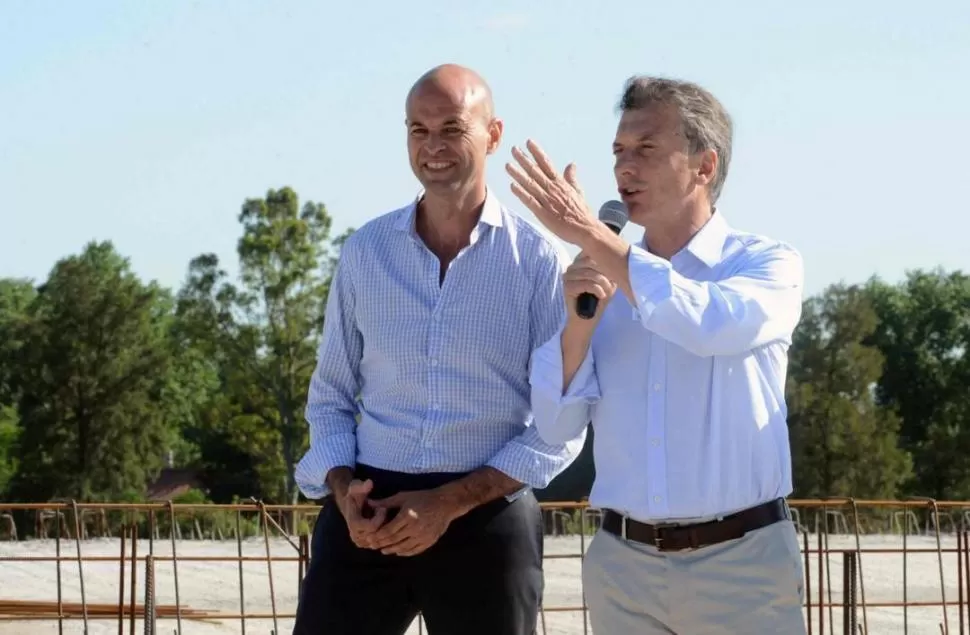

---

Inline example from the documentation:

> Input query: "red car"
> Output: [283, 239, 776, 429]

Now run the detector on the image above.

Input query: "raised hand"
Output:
[505, 139, 596, 246]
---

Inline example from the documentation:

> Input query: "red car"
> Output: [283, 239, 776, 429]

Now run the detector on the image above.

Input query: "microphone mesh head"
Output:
[598, 200, 629, 232]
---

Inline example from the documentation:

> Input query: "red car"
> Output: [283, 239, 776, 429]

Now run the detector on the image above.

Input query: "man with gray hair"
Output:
[505, 75, 807, 633]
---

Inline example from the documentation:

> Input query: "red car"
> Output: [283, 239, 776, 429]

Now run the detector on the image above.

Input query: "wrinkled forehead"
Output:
[614, 103, 683, 144]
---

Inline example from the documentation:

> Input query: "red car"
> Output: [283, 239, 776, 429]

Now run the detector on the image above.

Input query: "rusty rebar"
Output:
[848, 499, 869, 633]
[824, 505, 834, 631]
[804, 529, 813, 635]
[129, 522, 137, 635]
[818, 528, 825, 635]
[236, 510, 247, 635]
[580, 508, 589, 635]
[250, 498, 301, 553]
[143, 554, 155, 635]
[931, 500, 950, 635]
[167, 501, 182, 634]
[958, 530, 964, 635]
[843, 550, 858, 635]
[117, 525, 126, 635]
[71, 500, 89, 634]
[961, 529, 970, 635]
[257, 500, 279, 635]
[55, 511, 63, 635]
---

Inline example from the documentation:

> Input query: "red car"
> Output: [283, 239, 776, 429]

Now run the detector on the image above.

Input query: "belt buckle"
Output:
[651, 522, 677, 549]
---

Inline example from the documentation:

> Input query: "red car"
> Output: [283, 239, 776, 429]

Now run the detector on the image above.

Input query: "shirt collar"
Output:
[684, 209, 729, 267]
[639, 209, 729, 268]
[393, 187, 504, 234]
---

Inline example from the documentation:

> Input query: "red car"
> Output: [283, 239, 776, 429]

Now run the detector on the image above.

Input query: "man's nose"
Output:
[614, 156, 636, 178]
[424, 134, 446, 154]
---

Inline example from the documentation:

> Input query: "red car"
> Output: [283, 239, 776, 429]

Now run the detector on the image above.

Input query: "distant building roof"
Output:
[146, 468, 203, 501]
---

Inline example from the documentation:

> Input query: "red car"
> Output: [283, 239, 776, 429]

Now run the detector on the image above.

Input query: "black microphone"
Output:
[576, 200, 629, 320]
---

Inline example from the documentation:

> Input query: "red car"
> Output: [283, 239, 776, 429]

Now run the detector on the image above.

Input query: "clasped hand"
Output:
[337, 479, 456, 557]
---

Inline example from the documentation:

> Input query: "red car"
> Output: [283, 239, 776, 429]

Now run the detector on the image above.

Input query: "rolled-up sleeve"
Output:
[485, 239, 589, 487]
[628, 241, 804, 357]
[294, 245, 362, 499]
[528, 328, 599, 446]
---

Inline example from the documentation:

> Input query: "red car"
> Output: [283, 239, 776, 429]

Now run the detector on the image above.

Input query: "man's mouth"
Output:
[619, 186, 643, 197]
[425, 161, 456, 172]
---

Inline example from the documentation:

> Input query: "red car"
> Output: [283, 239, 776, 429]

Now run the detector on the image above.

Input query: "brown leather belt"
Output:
[601, 498, 790, 552]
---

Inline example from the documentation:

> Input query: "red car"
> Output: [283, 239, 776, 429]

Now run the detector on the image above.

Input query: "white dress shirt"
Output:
[529, 211, 804, 522]
[295, 189, 583, 499]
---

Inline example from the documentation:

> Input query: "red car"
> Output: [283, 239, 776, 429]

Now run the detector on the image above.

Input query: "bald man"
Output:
[291, 64, 581, 635]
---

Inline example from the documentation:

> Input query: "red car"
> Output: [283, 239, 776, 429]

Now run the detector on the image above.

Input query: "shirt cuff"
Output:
[628, 244, 675, 322]
[485, 440, 576, 490]
[294, 432, 356, 499]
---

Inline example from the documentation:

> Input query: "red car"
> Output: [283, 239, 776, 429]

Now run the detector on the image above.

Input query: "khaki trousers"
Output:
[582, 519, 806, 634]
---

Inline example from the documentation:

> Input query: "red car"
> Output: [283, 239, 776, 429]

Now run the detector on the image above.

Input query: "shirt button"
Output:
[653, 495, 662, 503]
[431, 359, 438, 366]
[653, 383, 661, 391]
[651, 438, 660, 446]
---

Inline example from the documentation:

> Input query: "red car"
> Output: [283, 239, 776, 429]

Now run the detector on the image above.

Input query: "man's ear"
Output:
[695, 148, 717, 188]
[486, 118, 504, 155]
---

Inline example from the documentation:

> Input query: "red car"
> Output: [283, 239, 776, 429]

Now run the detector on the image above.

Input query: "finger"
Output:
[564, 265, 609, 282]
[381, 535, 426, 557]
[565, 281, 611, 300]
[564, 163, 584, 196]
[505, 157, 548, 205]
[359, 505, 386, 532]
[395, 543, 431, 557]
[510, 146, 553, 193]
[369, 512, 413, 547]
[507, 180, 546, 217]
[369, 492, 404, 509]
[347, 478, 373, 498]
[524, 139, 559, 181]
[373, 522, 416, 551]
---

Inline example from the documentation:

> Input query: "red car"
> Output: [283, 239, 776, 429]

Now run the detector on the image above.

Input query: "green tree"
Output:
[866, 269, 970, 498]
[0, 278, 35, 496]
[0, 406, 17, 497]
[787, 283, 911, 499]
[8, 242, 174, 501]
[177, 187, 351, 503]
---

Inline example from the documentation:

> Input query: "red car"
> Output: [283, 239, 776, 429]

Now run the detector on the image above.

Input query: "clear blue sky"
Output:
[2, 0, 967, 296]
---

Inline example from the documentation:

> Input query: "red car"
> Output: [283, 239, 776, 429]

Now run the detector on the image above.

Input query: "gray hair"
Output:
[617, 76, 733, 203]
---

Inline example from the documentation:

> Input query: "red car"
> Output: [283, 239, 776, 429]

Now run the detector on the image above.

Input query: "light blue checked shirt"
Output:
[530, 211, 804, 523]
[295, 189, 583, 499]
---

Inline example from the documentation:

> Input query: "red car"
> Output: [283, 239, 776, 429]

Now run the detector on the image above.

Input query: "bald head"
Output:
[406, 63, 494, 123]
[404, 64, 503, 200]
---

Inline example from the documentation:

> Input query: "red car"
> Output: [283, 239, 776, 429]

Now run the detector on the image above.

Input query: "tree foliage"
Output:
[0, 185, 968, 505]
[786, 284, 911, 499]
[175, 187, 350, 503]
[6, 242, 173, 501]
[866, 270, 970, 498]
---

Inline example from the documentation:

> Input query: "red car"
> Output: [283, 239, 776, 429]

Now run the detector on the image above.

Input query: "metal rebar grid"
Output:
[0, 498, 968, 634]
